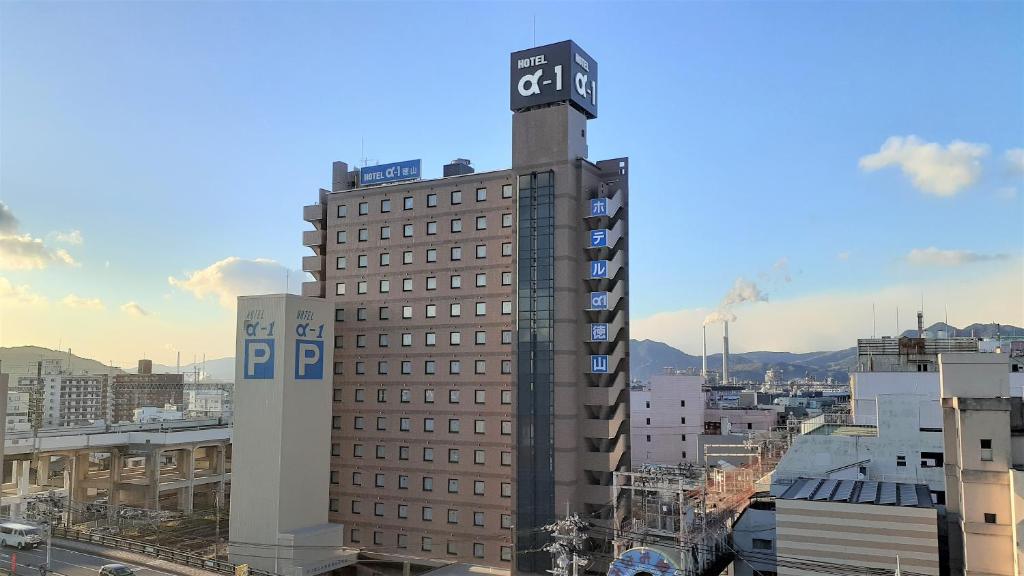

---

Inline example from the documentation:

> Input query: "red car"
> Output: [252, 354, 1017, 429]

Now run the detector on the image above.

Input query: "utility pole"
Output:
[543, 513, 589, 576]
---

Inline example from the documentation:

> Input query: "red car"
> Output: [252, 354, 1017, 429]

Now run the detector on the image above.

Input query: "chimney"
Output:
[701, 325, 707, 378]
[917, 311, 924, 338]
[723, 321, 730, 385]
[138, 359, 153, 375]
[443, 158, 475, 177]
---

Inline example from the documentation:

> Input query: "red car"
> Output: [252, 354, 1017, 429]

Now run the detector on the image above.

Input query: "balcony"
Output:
[302, 281, 324, 298]
[303, 204, 325, 225]
[302, 230, 324, 247]
[302, 255, 325, 280]
[581, 440, 627, 472]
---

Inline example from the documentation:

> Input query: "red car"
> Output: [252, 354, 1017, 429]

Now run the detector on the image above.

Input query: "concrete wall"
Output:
[730, 505, 775, 576]
[776, 498, 939, 576]
[630, 375, 704, 466]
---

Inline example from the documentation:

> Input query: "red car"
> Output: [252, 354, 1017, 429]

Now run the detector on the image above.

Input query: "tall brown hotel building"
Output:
[301, 40, 629, 573]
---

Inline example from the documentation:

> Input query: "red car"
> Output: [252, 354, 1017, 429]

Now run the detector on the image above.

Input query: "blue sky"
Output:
[1, 1, 1021, 365]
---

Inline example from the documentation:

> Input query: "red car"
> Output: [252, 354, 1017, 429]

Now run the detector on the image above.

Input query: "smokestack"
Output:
[702, 325, 707, 378]
[723, 321, 730, 385]
[917, 311, 924, 338]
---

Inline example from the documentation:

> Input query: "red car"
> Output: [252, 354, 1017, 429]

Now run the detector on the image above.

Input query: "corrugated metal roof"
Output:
[781, 477, 933, 508]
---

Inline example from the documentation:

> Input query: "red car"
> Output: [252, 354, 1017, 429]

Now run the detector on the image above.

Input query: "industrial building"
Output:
[775, 477, 939, 576]
[110, 359, 184, 423]
[299, 40, 629, 572]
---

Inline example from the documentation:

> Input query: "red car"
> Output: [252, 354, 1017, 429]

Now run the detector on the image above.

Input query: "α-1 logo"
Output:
[295, 339, 324, 379]
[243, 339, 275, 379]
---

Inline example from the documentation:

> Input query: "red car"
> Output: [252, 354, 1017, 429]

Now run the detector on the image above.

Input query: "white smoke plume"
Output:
[704, 277, 768, 325]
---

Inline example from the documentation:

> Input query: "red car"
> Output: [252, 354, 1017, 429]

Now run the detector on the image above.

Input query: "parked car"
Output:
[99, 564, 135, 576]
[0, 522, 42, 549]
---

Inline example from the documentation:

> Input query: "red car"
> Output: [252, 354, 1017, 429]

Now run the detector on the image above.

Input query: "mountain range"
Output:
[2, 322, 1018, 384]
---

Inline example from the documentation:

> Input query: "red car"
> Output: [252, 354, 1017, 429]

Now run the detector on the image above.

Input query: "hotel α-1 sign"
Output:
[510, 40, 598, 119]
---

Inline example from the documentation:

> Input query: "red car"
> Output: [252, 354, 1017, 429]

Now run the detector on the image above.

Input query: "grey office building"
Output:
[301, 40, 630, 573]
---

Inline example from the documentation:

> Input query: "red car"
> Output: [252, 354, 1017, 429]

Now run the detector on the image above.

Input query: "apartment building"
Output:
[941, 352, 1024, 576]
[16, 359, 111, 427]
[301, 40, 630, 572]
[630, 372, 704, 466]
[110, 359, 184, 423]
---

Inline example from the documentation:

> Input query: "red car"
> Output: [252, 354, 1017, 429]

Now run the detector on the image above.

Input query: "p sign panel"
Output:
[295, 339, 324, 380]
[243, 339, 275, 379]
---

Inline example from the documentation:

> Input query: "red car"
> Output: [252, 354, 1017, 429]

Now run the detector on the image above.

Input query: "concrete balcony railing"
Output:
[578, 483, 614, 506]
[583, 384, 626, 407]
[302, 281, 324, 298]
[581, 439, 628, 472]
[302, 255, 324, 273]
[303, 204, 324, 223]
[302, 230, 324, 247]
[581, 407, 627, 440]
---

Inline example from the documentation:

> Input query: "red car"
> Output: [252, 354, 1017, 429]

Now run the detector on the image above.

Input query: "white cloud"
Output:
[906, 247, 1010, 267]
[61, 294, 105, 310]
[1006, 148, 1024, 175]
[168, 256, 296, 308]
[859, 135, 988, 196]
[0, 203, 79, 270]
[0, 202, 18, 234]
[52, 230, 83, 245]
[634, 260, 1024, 354]
[0, 234, 78, 270]
[0, 277, 47, 306]
[120, 301, 149, 317]
[996, 187, 1018, 200]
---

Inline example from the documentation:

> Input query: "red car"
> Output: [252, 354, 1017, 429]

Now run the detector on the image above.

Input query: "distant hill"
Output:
[0, 346, 125, 376]
[630, 339, 857, 384]
[142, 357, 234, 382]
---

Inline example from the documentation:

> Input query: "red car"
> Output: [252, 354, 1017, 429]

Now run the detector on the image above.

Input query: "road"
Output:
[0, 542, 182, 576]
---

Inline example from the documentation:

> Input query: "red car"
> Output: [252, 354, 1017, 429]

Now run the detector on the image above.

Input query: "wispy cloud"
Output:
[1006, 148, 1024, 175]
[168, 256, 296, 308]
[906, 247, 1010, 267]
[61, 294, 105, 310]
[859, 135, 988, 196]
[0, 203, 79, 270]
[837, 251, 852, 261]
[120, 301, 149, 317]
[0, 277, 47, 306]
[52, 230, 84, 245]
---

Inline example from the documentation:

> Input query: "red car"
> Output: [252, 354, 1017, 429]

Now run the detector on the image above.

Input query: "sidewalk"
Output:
[50, 538, 221, 576]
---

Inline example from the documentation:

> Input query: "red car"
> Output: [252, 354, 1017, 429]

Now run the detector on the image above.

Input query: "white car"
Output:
[99, 564, 136, 576]
[0, 522, 42, 549]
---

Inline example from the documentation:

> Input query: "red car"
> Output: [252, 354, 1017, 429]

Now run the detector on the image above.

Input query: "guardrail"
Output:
[52, 527, 279, 576]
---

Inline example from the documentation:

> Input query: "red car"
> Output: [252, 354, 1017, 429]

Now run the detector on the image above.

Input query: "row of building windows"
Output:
[340, 388, 513, 405]
[337, 329, 512, 349]
[332, 443, 511, 461]
[334, 214, 511, 244]
[335, 275, 512, 296]
[337, 243, 512, 270]
[336, 185, 514, 219]
[335, 415, 513, 435]
[335, 528, 512, 562]
[346, 501, 513, 529]
[333, 358, 513, 376]
[338, 475, 511, 497]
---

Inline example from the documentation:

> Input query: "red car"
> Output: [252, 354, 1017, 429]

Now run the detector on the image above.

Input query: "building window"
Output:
[896, 455, 907, 467]
[357, 254, 368, 268]
[424, 389, 435, 403]
[353, 443, 364, 457]
[981, 439, 993, 461]
[402, 278, 412, 291]
[374, 503, 384, 517]
[356, 307, 367, 321]
[426, 276, 437, 290]
[474, 419, 486, 434]
[476, 187, 487, 202]
[401, 361, 412, 374]
[502, 184, 513, 199]
[502, 272, 512, 286]
[397, 534, 408, 549]
[502, 213, 513, 227]
[424, 418, 435, 432]
[425, 360, 436, 374]
[449, 418, 461, 433]
[358, 228, 368, 241]
[476, 273, 487, 287]
[451, 190, 462, 205]
[473, 543, 485, 558]
[449, 389, 461, 403]
[474, 480, 485, 495]
[448, 449, 459, 463]
[501, 390, 512, 404]
[475, 360, 486, 374]
[476, 244, 487, 258]
[380, 252, 390, 266]
[752, 538, 772, 550]
[358, 202, 368, 215]
[353, 416, 364, 430]
[502, 330, 513, 344]
[501, 482, 511, 497]
[380, 226, 391, 240]
[502, 241, 512, 256]
[379, 279, 390, 293]
[984, 513, 997, 524]
[427, 221, 437, 235]
[427, 248, 437, 262]
[351, 500, 361, 514]
[474, 449, 486, 464]
[402, 306, 412, 319]
[335, 282, 346, 296]
[501, 451, 512, 466]
[377, 388, 387, 402]
[337, 204, 348, 218]
[447, 541, 458, 556]
[427, 193, 437, 207]
[403, 223, 414, 238]
[501, 301, 512, 315]
[335, 308, 345, 322]
[336, 256, 347, 270]
[426, 332, 437, 346]
[399, 445, 410, 459]
[476, 216, 487, 230]
[451, 331, 462, 345]
[426, 304, 437, 318]
[475, 331, 486, 345]
[423, 447, 434, 461]
[379, 333, 389, 347]
[403, 196, 414, 210]
[501, 359, 512, 374]
[450, 303, 462, 317]
[423, 477, 433, 491]
[400, 417, 411, 432]
[354, 388, 365, 402]
[475, 302, 486, 316]
[451, 275, 462, 289]
[451, 219, 463, 233]
[422, 537, 432, 552]
[349, 528, 359, 543]
[451, 246, 462, 261]
[422, 507, 433, 521]
[448, 479, 459, 493]
[357, 281, 367, 295]
[450, 360, 461, 374]
[381, 199, 391, 213]
[403, 250, 413, 264]
[402, 333, 413, 347]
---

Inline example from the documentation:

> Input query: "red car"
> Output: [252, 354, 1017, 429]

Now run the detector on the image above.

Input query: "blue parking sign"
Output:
[295, 339, 324, 380]
[243, 339, 275, 379]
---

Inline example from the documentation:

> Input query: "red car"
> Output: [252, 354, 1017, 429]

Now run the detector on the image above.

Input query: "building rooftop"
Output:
[781, 477, 933, 508]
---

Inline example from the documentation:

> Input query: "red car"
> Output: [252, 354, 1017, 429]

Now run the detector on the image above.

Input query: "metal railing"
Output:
[52, 527, 279, 576]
